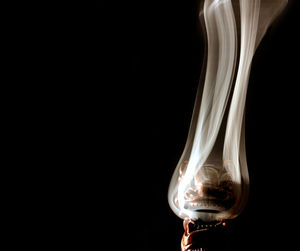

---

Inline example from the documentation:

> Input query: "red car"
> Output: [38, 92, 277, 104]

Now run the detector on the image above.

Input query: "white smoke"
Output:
[168, 0, 288, 222]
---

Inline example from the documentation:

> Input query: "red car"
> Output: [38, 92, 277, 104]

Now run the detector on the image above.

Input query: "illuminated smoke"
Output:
[168, 0, 288, 222]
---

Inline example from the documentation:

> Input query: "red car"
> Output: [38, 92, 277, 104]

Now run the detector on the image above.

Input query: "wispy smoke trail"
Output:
[168, 0, 288, 221]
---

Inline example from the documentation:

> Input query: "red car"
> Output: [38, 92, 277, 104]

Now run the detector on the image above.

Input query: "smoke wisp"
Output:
[168, 0, 288, 222]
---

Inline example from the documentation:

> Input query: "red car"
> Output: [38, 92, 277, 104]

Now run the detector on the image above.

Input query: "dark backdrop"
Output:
[99, 1, 300, 250]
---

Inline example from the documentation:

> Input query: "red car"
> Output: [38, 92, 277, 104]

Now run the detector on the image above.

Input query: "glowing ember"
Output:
[181, 218, 227, 251]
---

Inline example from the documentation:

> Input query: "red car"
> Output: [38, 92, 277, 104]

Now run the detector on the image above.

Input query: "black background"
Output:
[99, 0, 300, 250]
